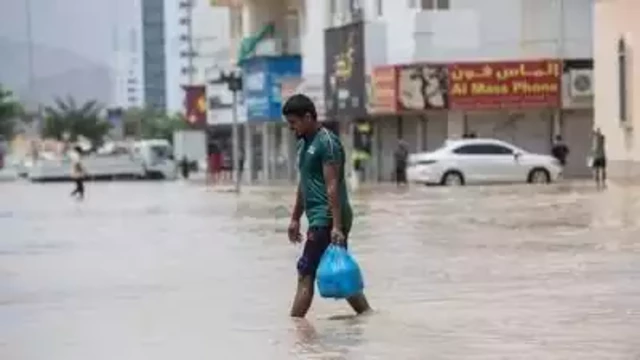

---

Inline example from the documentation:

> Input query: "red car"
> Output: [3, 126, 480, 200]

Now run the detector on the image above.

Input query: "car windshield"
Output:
[150, 145, 172, 159]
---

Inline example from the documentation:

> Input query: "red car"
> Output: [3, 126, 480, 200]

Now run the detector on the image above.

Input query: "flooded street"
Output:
[1, 181, 640, 359]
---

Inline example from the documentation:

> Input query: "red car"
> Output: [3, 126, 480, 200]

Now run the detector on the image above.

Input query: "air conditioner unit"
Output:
[569, 69, 594, 97]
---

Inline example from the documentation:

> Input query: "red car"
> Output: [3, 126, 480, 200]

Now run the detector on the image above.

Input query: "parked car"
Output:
[406, 138, 562, 186]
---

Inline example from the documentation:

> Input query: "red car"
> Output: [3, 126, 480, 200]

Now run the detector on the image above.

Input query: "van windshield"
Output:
[150, 145, 172, 160]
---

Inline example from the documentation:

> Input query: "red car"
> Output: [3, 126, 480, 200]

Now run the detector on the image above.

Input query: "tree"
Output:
[0, 84, 22, 140]
[123, 107, 188, 142]
[41, 97, 111, 146]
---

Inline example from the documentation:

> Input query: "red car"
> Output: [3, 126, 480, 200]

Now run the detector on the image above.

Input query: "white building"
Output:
[217, 0, 594, 182]
[111, 22, 143, 109]
[107, 0, 145, 109]
[594, 0, 640, 182]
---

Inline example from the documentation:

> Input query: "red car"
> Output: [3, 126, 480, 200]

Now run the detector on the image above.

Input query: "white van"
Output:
[28, 139, 177, 181]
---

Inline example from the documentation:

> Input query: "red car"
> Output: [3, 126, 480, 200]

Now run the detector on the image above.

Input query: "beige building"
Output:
[594, 0, 640, 181]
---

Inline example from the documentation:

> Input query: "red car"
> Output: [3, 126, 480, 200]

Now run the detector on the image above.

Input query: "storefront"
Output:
[448, 59, 562, 156]
[241, 55, 301, 182]
[561, 59, 594, 178]
[368, 63, 449, 181]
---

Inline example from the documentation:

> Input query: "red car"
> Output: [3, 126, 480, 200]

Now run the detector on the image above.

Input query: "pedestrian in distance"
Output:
[591, 128, 607, 189]
[551, 135, 570, 177]
[393, 140, 409, 187]
[70, 146, 86, 200]
[282, 93, 372, 318]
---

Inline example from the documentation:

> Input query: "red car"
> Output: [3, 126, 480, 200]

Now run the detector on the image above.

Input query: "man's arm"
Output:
[323, 163, 343, 230]
[291, 183, 304, 222]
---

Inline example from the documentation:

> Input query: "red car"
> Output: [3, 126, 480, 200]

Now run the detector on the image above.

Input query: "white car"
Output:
[406, 138, 562, 186]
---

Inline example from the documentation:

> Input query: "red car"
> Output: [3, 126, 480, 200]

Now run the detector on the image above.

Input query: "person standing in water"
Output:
[551, 135, 570, 177]
[393, 140, 409, 187]
[591, 128, 607, 188]
[282, 94, 372, 318]
[70, 146, 86, 200]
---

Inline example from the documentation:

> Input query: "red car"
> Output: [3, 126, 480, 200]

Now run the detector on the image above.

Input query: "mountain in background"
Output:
[0, 37, 113, 107]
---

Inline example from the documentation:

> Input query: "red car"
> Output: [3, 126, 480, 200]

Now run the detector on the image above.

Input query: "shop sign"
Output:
[397, 63, 449, 111]
[448, 60, 561, 110]
[324, 21, 366, 119]
[368, 66, 398, 114]
[241, 55, 302, 121]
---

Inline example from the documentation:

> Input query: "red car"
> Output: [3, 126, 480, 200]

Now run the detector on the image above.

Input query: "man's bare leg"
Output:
[346, 292, 372, 315]
[290, 275, 315, 318]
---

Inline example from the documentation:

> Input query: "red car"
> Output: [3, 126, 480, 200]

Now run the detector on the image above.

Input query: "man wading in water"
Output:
[282, 94, 372, 318]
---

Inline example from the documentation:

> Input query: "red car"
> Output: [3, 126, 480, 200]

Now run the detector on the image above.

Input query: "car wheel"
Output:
[441, 171, 465, 186]
[528, 168, 550, 184]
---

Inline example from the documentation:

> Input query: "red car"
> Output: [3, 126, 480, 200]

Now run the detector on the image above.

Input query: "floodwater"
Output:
[1, 180, 640, 359]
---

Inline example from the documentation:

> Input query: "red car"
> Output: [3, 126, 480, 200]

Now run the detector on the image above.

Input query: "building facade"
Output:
[141, 0, 168, 111]
[594, 0, 640, 182]
[216, 0, 595, 183]
[111, 12, 144, 110]
[215, 0, 303, 182]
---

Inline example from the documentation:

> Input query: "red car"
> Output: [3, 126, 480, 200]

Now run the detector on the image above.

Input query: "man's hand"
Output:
[331, 227, 346, 246]
[288, 220, 302, 243]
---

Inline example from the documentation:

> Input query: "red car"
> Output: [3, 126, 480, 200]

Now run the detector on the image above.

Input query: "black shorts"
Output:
[593, 157, 606, 168]
[297, 226, 349, 277]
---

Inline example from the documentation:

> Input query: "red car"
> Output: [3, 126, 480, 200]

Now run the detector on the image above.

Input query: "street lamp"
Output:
[211, 71, 243, 193]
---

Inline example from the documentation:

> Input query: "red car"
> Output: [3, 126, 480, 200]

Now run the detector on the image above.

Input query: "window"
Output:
[419, 0, 449, 10]
[453, 144, 513, 155]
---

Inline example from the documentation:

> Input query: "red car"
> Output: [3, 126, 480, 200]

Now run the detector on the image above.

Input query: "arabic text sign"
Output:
[448, 60, 561, 110]
[369, 66, 397, 114]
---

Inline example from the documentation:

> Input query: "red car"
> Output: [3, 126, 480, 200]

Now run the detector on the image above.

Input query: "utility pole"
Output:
[211, 71, 242, 193]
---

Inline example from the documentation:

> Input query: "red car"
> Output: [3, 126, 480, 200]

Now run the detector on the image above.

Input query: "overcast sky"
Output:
[0, 0, 124, 65]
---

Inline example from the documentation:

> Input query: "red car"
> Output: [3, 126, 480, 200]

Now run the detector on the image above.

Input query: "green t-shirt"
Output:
[298, 127, 353, 231]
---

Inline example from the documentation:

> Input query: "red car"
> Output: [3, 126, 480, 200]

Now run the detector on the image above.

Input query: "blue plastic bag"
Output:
[316, 244, 365, 299]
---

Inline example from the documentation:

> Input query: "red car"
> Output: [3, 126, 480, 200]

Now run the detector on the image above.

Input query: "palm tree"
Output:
[41, 96, 111, 147]
[0, 84, 22, 140]
[123, 106, 188, 141]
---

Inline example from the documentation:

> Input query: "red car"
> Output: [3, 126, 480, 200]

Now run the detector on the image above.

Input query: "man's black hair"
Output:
[282, 94, 317, 121]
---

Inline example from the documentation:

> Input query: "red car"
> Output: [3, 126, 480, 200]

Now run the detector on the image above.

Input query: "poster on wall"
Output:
[448, 60, 561, 110]
[324, 21, 366, 119]
[182, 85, 207, 126]
[397, 63, 449, 111]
